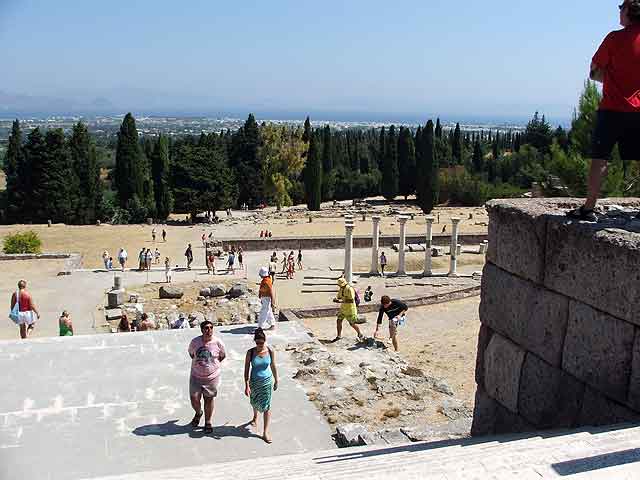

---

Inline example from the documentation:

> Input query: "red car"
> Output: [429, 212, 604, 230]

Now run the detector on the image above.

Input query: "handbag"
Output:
[9, 289, 20, 324]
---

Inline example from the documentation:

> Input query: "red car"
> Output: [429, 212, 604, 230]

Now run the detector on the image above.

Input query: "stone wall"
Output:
[473, 198, 640, 436]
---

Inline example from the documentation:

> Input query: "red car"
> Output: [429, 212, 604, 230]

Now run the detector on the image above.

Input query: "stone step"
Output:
[89, 424, 640, 479]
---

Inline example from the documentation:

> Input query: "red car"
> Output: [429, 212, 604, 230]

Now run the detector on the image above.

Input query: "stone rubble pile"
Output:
[287, 337, 472, 448]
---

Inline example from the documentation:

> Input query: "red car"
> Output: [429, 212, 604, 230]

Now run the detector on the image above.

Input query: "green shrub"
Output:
[3, 231, 42, 254]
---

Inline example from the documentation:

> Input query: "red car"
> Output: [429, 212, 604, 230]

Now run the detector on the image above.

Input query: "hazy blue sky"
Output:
[0, 0, 624, 122]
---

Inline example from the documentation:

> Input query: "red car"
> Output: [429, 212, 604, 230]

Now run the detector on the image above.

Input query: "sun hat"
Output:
[337, 277, 347, 287]
[258, 266, 270, 278]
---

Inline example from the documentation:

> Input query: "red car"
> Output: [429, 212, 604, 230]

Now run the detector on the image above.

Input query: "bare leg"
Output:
[190, 393, 202, 414]
[204, 397, 214, 426]
[19, 324, 27, 339]
[263, 410, 272, 443]
[250, 407, 258, 427]
[336, 318, 343, 339]
[351, 323, 363, 339]
[391, 332, 399, 351]
[584, 158, 608, 211]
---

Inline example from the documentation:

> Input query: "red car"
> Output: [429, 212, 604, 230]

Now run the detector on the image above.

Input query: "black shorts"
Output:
[592, 110, 640, 161]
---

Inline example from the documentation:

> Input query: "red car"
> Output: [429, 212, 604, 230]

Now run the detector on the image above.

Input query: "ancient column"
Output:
[397, 216, 409, 276]
[449, 217, 461, 276]
[370, 216, 381, 275]
[424, 216, 435, 276]
[344, 220, 355, 284]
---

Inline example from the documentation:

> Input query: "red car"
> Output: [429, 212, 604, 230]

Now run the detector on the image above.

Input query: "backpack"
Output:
[354, 289, 361, 307]
[9, 289, 20, 324]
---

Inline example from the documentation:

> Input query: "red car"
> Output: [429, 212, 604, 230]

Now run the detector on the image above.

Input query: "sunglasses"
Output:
[619, 3, 628, 10]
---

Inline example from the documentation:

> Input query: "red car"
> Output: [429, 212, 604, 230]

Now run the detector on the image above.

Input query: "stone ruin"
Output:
[473, 198, 640, 435]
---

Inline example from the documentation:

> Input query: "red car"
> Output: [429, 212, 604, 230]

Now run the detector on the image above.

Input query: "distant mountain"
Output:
[0, 91, 116, 115]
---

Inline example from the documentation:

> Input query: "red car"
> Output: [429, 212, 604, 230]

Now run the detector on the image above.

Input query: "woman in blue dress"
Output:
[244, 328, 279, 443]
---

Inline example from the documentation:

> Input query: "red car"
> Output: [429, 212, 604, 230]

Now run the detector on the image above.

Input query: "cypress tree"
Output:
[115, 113, 145, 207]
[23, 128, 47, 220]
[302, 117, 311, 144]
[235, 114, 263, 207]
[381, 125, 399, 201]
[152, 134, 173, 220]
[30, 129, 75, 223]
[377, 127, 386, 171]
[398, 127, 416, 200]
[358, 132, 369, 173]
[69, 122, 100, 223]
[418, 120, 438, 213]
[304, 131, 322, 211]
[435, 118, 443, 139]
[322, 125, 333, 172]
[472, 139, 484, 173]
[452, 123, 462, 164]
[4, 120, 24, 223]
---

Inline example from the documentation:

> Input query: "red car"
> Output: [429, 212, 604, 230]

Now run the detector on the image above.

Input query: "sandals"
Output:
[190, 411, 203, 427]
[263, 434, 273, 444]
[204, 424, 214, 434]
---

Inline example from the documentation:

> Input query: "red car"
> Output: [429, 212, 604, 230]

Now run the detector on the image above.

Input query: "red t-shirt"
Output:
[11, 291, 33, 312]
[592, 25, 640, 112]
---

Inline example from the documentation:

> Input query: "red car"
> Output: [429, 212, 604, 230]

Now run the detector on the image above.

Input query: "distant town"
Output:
[0, 115, 526, 143]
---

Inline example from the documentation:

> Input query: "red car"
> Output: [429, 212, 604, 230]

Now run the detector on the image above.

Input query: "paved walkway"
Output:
[90, 424, 640, 479]
[0, 323, 333, 480]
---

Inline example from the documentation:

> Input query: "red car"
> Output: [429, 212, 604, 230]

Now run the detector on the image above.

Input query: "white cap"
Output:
[258, 266, 270, 278]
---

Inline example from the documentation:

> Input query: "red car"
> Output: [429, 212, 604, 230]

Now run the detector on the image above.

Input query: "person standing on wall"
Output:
[568, 1, 640, 221]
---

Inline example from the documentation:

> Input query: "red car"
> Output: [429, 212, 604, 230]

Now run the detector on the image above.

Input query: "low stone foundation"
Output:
[0, 253, 82, 271]
[473, 198, 640, 435]
[219, 233, 488, 252]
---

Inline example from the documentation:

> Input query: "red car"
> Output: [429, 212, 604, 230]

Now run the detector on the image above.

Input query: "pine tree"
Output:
[381, 125, 399, 201]
[570, 80, 601, 157]
[304, 131, 322, 211]
[152, 134, 173, 220]
[22, 128, 47, 220]
[398, 127, 416, 199]
[302, 116, 311, 144]
[418, 120, 438, 213]
[115, 113, 146, 208]
[69, 122, 100, 223]
[4, 120, 24, 223]
[452, 123, 462, 164]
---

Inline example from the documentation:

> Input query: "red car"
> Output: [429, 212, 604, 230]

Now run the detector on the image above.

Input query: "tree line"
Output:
[1, 80, 625, 225]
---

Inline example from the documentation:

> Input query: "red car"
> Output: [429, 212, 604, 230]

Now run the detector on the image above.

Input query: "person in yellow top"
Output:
[333, 277, 364, 342]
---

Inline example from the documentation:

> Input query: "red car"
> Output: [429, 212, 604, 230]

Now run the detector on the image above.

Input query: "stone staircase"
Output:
[91, 424, 640, 479]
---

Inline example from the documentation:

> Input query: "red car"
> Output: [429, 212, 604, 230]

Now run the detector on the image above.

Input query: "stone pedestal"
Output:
[344, 221, 355, 284]
[424, 216, 435, 276]
[448, 217, 461, 277]
[114, 275, 123, 291]
[107, 289, 125, 309]
[370, 216, 381, 275]
[396, 216, 409, 276]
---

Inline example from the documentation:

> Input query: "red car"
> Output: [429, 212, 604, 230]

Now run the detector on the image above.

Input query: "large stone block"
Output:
[518, 353, 584, 429]
[480, 263, 569, 366]
[626, 329, 640, 411]
[562, 301, 635, 402]
[474, 324, 494, 387]
[578, 387, 640, 427]
[471, 387, 535, 436]
[545, 218, 640, 325]
[483, 333, 526, 413]
[485, 199, 552, 284]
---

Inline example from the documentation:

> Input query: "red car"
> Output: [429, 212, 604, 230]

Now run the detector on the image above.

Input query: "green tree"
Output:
[397, 127, 416, 199]
[381, 125, 399, 200]
[152, 134, 173, 220]
[22, 128, 47, 220]
[452, 123, 462, 164]
[233, 114, 263, 207]
[304, 131, 322, 210]
[472, 138, 485, 173]
[30, 129, 76, 223]
[69, 122, 101, 223]
[4, 120, 25, 223]
[321, 125, 333, 173]
[417, 120, 438, 213]
[115, 113, 146, 207]
[570, 80, 602, 157]
[435, 118, 443, 139]
[524, 112, 553, 154]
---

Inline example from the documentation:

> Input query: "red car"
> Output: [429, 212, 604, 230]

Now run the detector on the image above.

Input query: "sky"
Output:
[0, 0, 624, 123]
